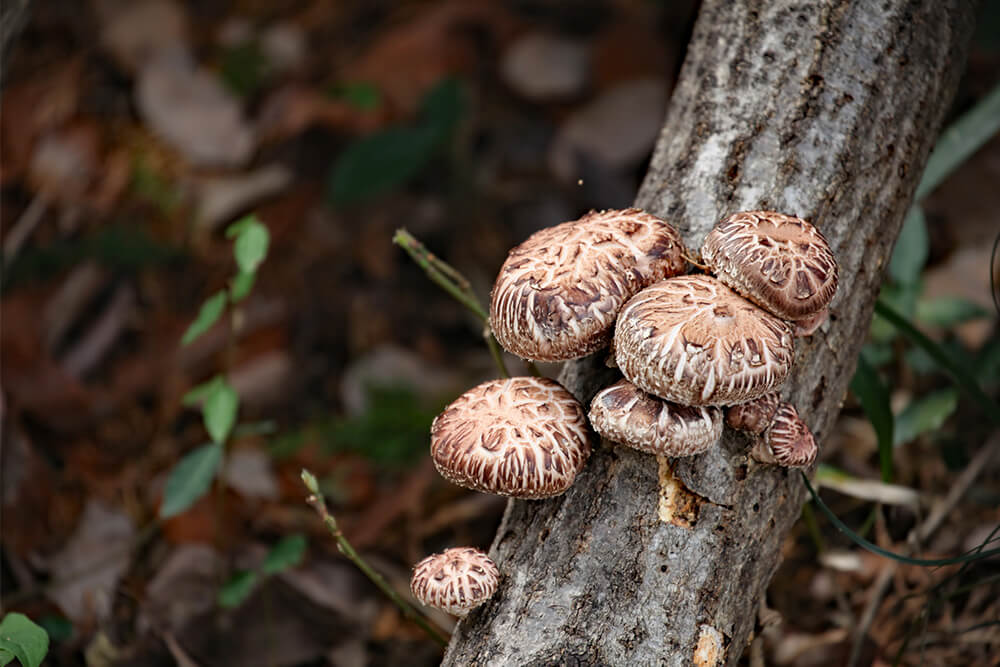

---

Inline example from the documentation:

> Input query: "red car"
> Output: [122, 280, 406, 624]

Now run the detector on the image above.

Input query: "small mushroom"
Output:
[490, 208, 687, 361]
[701, 211, 838, 323]
[750, 402, 818, 468]
[430, 377, 591, 498]
[410, 547, 499, 617]
[725, 391, 780, 434]
[614, 275, 795, 406]
[589, 379, 723, 457]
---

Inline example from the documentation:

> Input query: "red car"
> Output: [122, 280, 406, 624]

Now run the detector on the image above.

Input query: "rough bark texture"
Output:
[443, 0, 977, 665]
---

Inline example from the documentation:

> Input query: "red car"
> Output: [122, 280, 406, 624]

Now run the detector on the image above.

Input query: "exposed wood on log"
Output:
[443, 0, 977, 664]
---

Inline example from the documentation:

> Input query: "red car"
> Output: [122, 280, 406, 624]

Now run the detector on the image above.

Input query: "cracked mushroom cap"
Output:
[701, 211, 838, 322]
[430, 377, 591, 498]
[614, 275, 795, 406]
[490, 208, 687, 361]
[726, 391, 781, 434]
[751, 402, 817, 468]
[589, 379, 723, 457]
[410, 547, 499, 617]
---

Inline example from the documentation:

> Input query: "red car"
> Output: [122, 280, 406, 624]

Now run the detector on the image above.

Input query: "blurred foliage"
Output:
[322, 384, 451, 467]
[1, 224, 181, 291]
[220, 41, 269, 98]
[327, 78, 464, 205]
[327, 81, 382, 110]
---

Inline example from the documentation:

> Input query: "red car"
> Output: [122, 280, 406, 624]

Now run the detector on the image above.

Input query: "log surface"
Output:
[444, 1, 977, 664]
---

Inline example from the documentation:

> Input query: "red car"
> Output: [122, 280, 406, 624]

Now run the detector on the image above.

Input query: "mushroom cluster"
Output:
[408, 208, 837, 617]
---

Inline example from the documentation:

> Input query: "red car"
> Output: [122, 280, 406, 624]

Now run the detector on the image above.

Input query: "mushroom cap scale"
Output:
[490, 208, 687, 361]
[430, 377, 591, 498]
[751, 402, 818, 468]
[589, 379, 723, 457]
[614, 275, 795, 406]
[701, 211, 838, 321]
[410, 547, 499, 617]
[726, 391, 781, 434]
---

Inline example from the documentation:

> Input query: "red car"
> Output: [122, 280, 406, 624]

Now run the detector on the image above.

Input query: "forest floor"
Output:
[1, 1, 999, 665]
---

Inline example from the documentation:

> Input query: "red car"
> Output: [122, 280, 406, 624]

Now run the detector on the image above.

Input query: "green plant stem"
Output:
[483, 324, 510, 378]
[301, 472, 450, 647]
[393, 229, 488, 323]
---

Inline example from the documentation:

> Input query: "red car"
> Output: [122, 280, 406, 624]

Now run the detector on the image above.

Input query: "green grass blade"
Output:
[874, 299, 1000, 424]
[915, 82, 1000, 200]
[850, 354, 895, 482]
[802, 473, 1000, 566]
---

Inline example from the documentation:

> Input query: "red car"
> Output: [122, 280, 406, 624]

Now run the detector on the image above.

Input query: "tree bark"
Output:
[443, 0, 977, 665]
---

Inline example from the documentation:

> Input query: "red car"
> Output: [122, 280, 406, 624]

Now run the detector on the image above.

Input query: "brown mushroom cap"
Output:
[430, 377, 591, 498]
[410, 547, 499, 617]
[726, 391, 781, 434]
[751, 402, 817, 468]
[490, 208, 687, 361]
[701, 211, 838, 321]
[589, 379, 722, 457]
[614, 275, 795, 406]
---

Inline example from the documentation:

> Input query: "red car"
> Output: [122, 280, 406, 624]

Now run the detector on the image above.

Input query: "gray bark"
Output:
[444, 0, 977, 665]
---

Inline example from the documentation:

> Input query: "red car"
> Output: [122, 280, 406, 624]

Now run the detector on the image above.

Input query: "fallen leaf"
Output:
[97, 0, 189, 74]
[500, 31, 590, 100]
[549, 77, 668, 183]
[136, 49, 255, 168]
[45, 500, 135, 624]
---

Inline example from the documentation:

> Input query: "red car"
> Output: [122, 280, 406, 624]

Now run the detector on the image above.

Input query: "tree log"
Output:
[443, 0, 977, 664]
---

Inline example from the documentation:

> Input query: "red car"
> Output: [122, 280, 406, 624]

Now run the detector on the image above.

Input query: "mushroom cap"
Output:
[410, 547, 499, 617]
[614, 275, 795, 406]
[701, 211, 838, 321]
[751, 402, 817, 468]
[430, 377, 591, 498]
[589, 379, 722, 457]
[726, 391, 781, 434]
[490, 208, 687, 361]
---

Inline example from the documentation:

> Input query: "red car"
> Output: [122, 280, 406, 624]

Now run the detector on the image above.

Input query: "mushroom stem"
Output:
[300, 469, 450, 647]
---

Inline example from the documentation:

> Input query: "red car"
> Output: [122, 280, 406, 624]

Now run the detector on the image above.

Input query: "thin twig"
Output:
[300, 470, 450, 647]
[394, 228, 512, 378]
[847, 430, 1000, 667]
[393, 229, 489, 323]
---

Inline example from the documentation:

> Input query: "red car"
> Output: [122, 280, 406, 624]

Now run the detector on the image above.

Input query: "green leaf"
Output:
[328, 125, 442, 205]
[37, 616, 71, 644]
[850, 355, 895, 482]
[220, 41, 269, 98]
[229, 271, 255, 302]
[160, 442, 223, 518]
[0, 613, 49, 667]
[182, 375, 224, 407]
[262, 534, 307, 574]
[231, 219, 269, 275]
[327, 78, 464, 206]
[218, 570, 259, 608]
[875, 299, 1000, 424]
[893, 388, 959, 446]
[915, 296, 990, 327]
[204, 380, 239, 444]
[915, 82, 1000, 200]
[181, 291, 227, 345]
[328, 81, 381, 110]
[888, 207, 929, 285]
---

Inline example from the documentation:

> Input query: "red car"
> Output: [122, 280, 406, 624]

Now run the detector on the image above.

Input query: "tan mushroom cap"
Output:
[726, 391, 781, 434]
[701, 211, 838, 321]
[410, 547, 499, 617]
[430, 377, 591, 498]
[589, 379, 722, 457]
[490, 208, 687, 361]
[751, 402, 817, 468]
[614, 275, 795, 406]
